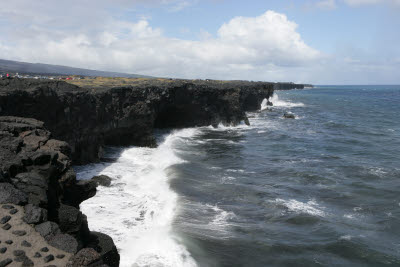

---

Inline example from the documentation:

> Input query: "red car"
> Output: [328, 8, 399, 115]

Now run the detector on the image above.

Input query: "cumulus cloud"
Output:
[0, 6, 321, 81]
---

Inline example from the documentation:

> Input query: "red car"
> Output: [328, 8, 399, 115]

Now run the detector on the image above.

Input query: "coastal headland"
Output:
[0, 77, 307, 266]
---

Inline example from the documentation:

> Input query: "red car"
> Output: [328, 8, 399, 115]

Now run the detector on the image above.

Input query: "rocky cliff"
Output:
[0, 116, 119, 266]
[0, 78, 276, 164]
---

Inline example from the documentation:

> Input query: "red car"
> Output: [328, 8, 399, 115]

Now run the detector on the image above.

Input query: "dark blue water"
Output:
[77, 86, 400, 266]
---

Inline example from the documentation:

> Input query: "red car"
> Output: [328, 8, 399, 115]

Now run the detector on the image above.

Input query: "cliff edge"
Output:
[0, 78, 276, 164]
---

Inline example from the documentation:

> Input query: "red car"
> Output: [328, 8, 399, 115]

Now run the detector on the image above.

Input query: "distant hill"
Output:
[0, 58, 152, 78]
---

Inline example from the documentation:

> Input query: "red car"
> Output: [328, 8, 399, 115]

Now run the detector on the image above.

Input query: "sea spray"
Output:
[78, 129, 199, 267]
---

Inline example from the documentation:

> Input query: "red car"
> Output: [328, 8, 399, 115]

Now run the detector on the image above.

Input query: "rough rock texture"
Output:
[0, 116, 119, 266]
[0, 78, 277, 164]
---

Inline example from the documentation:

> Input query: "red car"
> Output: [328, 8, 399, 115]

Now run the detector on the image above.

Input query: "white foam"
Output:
[206, 204, 236, 227]
[78, 129, 199, 267]
[274, 198, 326, 217]
[339, 235, 352, 241]
[269, 93, 305, 108]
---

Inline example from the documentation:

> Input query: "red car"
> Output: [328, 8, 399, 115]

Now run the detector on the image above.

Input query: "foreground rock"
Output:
[283, 113, 296, 119]
[0, 116, 120, 266]
[0, 78, 276, 164]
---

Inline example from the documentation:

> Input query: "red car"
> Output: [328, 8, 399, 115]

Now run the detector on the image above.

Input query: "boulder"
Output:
[89, 232, 120, 267]
[58, 204, 83, 234]
[67, 248, 102, 266]
[283, 113, 296, 119]
[48, 233, 79, 254]
[92, 175, 112, 187]
[35, 221, 61, 240]
[23, 204, 48, 224]
[0, 183, 28, 205]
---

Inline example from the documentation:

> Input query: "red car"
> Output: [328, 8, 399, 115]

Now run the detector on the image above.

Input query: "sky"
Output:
[0, 0, 399, 84]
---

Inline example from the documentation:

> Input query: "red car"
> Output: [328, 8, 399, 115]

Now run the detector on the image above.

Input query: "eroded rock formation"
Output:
[0, 78, 275, 164]
[0, 116, 119, 266]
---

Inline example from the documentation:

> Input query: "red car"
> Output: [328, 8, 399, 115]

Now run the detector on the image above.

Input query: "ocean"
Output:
[75, 85, 400, 267]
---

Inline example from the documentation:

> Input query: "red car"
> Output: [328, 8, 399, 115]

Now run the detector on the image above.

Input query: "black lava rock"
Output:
[0, 215, 11, 224]
[0, 247, 7, 253]
[44, 254, 55, 263]
[23, 204, 48, 224]
[0, 258, 12, 267]
[34, 252, 41, 258]
[1, 205, 14, 210]
[13, 250, 25, 256]
[41, 247, 49, 252]
[9, 209, 18, 214]
[12, 230, 26, 236]
[35, 221, 61, 240]
[5, 240, 13, 244]
[21, 240, 32, 247]
[2, 223, 11, 230]
[0, 183, 28, 205]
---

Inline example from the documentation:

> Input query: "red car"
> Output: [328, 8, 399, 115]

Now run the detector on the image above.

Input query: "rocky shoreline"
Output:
[0, 77, 306, 266]
[0, 117, 119, 266]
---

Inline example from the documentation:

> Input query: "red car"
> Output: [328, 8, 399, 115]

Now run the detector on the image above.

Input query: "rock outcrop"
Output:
[0, 78, 276, 164]
[0, 116, 119, 266]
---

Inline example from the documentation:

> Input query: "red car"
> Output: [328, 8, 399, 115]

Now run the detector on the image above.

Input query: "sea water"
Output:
[75, 85, 400, 266]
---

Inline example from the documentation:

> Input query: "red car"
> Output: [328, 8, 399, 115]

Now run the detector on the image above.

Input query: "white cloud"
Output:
[0, 8, 322, 82]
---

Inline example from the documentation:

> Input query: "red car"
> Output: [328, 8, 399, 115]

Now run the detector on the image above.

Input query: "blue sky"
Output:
[0, 0, 399, 84]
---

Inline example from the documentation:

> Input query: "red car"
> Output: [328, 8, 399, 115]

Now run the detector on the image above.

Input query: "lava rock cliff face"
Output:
[0, 78, 274, 164]
[0, 116, 119, 266]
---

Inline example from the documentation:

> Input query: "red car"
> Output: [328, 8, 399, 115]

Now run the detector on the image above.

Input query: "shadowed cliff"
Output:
[0, 78, 293, 164]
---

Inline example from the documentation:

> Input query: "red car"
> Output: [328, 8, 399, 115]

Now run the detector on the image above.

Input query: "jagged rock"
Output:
[89, 232, 120, 267]
[283, 113, 296, 119]
[48, 233, 78, 254]
[35, 221, 61, 240]
[0, 183, 28, 205]
[67, 248, 101, 267]
[92, 175, 112, 187]
[0, 78, 274, 164]
[23, 204, 48, 224]
[58, 204, 83, 234]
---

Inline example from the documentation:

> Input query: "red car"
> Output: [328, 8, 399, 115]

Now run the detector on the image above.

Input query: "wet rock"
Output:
[48, 233, 78, 254]
[67, 248, 101, 267]
[0, 183, 28, 205]
[2, 223, 11, 230]
[0, 258, 12, 267]
[21, 240, 32, 247]
[0, 215, 11, 224]
[0, 247, 6, 253]
[35, 221, 61, 240]
[44, 254, 55, 263]
[12, 230, 27, 236]
[283, 113, 295, 119]
[267, 100, 273, 106]
[92, 175, 112, 187]
[23, 204, 48, 224]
